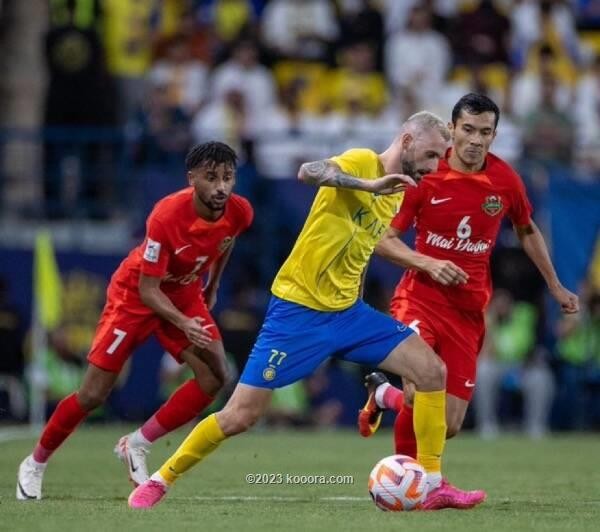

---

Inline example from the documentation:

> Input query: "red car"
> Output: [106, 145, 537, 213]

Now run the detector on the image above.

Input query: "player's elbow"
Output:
[374, 238, 394, 260]
[297, 164, 309, 183]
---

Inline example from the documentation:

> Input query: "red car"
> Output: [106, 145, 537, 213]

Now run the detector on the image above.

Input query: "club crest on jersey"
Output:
[481, 195, 503, 216]
[219, 236, 234, 252]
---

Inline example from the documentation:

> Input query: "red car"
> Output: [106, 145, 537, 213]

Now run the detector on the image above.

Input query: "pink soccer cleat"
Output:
[128, 479, 168, 509]
[421, 478, 486, 510]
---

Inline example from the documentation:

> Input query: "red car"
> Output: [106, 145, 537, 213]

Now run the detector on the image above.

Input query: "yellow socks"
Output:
[158, 413, 226, 485]
[413, 390, 446, 474]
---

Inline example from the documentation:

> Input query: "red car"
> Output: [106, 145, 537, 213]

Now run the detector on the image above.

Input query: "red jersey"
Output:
[390, 150, 532, 311]
[111, 188, 253, 310]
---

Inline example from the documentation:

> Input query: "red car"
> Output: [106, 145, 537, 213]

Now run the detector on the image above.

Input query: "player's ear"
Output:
[187, 170, 194, 186]
[447, 121, 455, 141]
[401, 133, 413, 149]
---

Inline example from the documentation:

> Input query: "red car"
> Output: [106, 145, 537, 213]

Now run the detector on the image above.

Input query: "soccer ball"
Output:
[368, 454, 427, 511]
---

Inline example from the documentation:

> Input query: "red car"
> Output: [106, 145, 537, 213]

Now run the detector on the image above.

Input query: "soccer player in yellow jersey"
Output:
[128, 112, 477, 510]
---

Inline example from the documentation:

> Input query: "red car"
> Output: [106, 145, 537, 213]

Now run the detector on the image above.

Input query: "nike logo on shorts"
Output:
[465, 380, 475, 388]
[430, 197, 452, 205]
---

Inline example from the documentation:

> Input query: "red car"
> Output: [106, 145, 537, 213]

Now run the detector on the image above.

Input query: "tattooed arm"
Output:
[298, 160, 372, 190]
[297, 160, 416, 195]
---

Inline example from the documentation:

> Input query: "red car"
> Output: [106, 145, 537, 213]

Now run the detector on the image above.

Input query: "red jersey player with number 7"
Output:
[358, 94, 579, 509]
[17, 142, 253, 501]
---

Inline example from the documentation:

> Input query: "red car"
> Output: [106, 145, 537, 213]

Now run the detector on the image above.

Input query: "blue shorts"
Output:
[239, 296, 413, 389]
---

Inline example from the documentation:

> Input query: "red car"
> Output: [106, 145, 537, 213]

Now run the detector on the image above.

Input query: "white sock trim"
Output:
[29, 456, 48, 469]
[150, 472, 169, 487]
[129, 429, 152, 448]
[426, 472, 442, 490]
[374, 382, 391, 409]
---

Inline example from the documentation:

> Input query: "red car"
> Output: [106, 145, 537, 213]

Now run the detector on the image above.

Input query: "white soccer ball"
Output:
[368, 454, 428, 511]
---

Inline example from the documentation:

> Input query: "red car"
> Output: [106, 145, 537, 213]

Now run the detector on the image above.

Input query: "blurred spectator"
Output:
[103, 0, 161, 123]
[133, 84, 191, 167]
[475, 290, 555, 439]
[191, 88, 253, 162]
[43, 0, 118, 219]
[326, 41, 387, 115]
[335, 0, 385, 70]
[254, 81, 316, 178]
[522, 64, 575, 164]
[379, 0, 456, 36]
[511, 44, 572, 120]
[261, 0, 339, 62]
[201, 0, 260, 54]
[148, 33, 209, 116]
[511, 0, 582, 72]
[154, 7, 215, 64]
[553, 290, 600, 429]
[45, 0, 116, 127]
[0, 277, 26, 420]
[451, 0, 510, 67]
[574, 54, 600, 163]
[384, 5, 451, 108]
[209, 39, 276, 121]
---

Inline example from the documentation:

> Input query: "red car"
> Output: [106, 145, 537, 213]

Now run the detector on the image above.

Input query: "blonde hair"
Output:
[404, 111, 451, 142]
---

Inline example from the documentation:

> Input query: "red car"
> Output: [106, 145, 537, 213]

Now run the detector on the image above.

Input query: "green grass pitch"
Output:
[1, 426, 599, 531]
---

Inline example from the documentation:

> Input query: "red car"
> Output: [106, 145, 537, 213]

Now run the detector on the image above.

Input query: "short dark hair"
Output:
[451, 93, 500, 129]
[185, 142, 238, 171]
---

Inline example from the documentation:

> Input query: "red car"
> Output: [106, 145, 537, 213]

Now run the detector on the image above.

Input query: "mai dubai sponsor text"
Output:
[425, 231, 491, 255]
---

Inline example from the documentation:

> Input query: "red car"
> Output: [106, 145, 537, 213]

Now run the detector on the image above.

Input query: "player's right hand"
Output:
[424, 258, 469, 286]
[181, 317, 214, 349]
[367, 174, 417, 195]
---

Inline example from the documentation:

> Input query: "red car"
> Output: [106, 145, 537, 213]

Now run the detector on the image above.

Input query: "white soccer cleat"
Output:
[16, 455, 45, 500]
[114, 434, 150, 487]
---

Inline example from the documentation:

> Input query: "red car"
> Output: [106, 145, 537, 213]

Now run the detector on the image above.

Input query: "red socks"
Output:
[33, 393, 88, 463]
[143, 379, 214, 441]
[380, 384, 405, 412]
[394, 404, 417, 458]
[32, 380, 215, 463]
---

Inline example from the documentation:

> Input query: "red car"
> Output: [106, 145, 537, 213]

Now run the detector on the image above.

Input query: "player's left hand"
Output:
[203, 283, 218, 310]
[368, 174, 417, 195]
[550, 284, 579, 314]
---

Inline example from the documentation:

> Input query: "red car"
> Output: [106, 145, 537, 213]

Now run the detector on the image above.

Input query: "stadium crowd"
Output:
[0, 0, 599, 435]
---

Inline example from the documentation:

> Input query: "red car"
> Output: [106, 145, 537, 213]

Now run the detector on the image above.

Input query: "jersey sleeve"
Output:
[390, 182, 424, 232]
[140, 214, 172, 278]
[507, 171, 533, 227]
[238, 197, 254, 232]
[329, 149, 373, 179]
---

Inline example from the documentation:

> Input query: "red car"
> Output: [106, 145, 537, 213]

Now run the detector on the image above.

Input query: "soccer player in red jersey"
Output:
[16, 141, 254, 500]
[358, 94, 579, 509]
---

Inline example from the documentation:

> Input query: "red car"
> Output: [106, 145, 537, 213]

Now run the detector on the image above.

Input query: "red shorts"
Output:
[88, 284, 221, 373]
[391, 297, 485, 401]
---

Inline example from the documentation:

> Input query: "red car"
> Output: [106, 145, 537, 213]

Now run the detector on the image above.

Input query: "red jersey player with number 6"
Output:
[358, 94, 579, 509]
[17, 142, 253, 501]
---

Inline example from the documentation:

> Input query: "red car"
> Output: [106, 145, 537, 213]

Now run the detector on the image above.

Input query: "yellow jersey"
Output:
[271, 149, 405, 311]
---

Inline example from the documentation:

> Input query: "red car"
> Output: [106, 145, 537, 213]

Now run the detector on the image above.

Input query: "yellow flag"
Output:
[34, 231, 62, 329]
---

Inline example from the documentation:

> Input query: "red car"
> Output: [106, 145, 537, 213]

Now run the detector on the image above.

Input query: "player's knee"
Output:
[416, 353, 447, 391]
[196, 368, 227, 396]
[220, 404, 260, 436]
